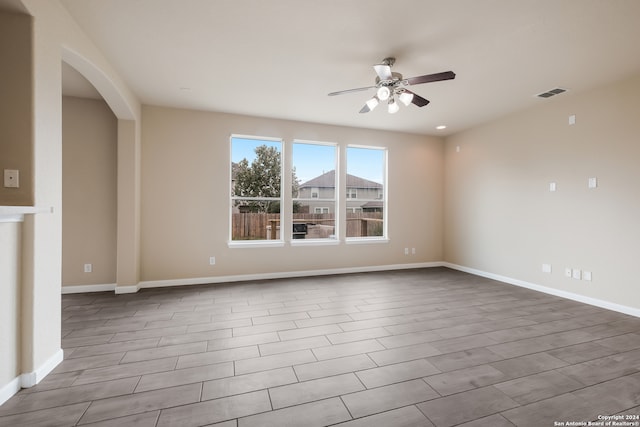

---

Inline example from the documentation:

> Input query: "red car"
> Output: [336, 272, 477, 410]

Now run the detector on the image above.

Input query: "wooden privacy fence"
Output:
[231, 212, 383, 240]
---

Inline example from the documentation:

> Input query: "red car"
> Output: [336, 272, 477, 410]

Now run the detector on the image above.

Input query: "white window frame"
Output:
[291, 139, 339, 245]
[345, 145, 388, 243]
[229, 134, 284, 248]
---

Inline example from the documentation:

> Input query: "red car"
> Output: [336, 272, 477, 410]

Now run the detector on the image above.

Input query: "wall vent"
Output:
[536, 87, 567, 98]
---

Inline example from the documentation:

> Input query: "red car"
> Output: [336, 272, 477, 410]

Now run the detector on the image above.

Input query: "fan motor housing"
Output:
[376, 72, 404, 87]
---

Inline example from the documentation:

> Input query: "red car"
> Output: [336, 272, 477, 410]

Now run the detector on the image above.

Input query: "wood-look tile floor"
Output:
[2, 267, 640, 426]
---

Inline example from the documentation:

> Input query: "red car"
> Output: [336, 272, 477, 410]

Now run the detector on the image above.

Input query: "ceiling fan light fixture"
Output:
[365, 96, 380, 111]
[388, 97, 399, 114]
[377, 86, 391, 101]
[399, 91, 414, 106]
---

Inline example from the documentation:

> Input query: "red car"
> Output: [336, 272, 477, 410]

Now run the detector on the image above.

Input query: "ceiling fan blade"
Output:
[328, 86, 375, 96]
[405, 71, 456, 86]
[373, 64, 393, 81]
[405, 90, 430, 107]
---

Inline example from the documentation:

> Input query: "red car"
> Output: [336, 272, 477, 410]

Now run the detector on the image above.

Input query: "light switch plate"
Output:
[4, 169, 19, 188]
[588, 177, 597, 189]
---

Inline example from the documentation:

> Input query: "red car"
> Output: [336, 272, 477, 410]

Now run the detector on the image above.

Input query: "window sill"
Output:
[345, 237, 389, 245]
[290, 239, 340, 247]
[228, 240, 285, 249]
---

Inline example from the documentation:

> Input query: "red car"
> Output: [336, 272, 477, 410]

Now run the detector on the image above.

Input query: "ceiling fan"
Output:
[328, 57, 455, 114]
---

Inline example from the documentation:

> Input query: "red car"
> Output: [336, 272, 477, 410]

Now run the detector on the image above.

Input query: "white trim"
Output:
[137, 262, 441, 291]
[0, 206, 52, 222]
[0, 214, 24, 223]
[443, 262, 640, 318]
[290, 238, 340, 247]
[60, 263, 638, 319]
[228, 241, 285, 248]
[62, 283, 116, 294]
[20, 348, 64, 389]
[345, 237, 390, 245]
[0, 376, 21, 406]
[115, 284, 140, 294]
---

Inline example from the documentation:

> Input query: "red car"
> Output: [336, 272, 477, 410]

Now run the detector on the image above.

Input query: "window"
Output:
[230, 136, 283, 242]
[346, 146, 386, 239]
[292, 141, 337, 241]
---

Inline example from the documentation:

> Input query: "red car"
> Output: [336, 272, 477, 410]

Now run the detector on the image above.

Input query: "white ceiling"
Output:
[59, 0, 640, 136]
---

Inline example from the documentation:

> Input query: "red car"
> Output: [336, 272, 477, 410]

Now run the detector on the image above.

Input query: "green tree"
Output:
[233, 145, 300, 213]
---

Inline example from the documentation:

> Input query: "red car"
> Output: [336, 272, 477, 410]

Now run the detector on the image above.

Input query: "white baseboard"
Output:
[2, 348, 65, 404]
[137, 262, 442, 290]
[114, 284, 140, 294]
[59, 262, 639, 318]
[0, 376, 21, 406]
[62, 283, 116, 294]
[443, 262, 640, 318]
[20, 348, 64, 389]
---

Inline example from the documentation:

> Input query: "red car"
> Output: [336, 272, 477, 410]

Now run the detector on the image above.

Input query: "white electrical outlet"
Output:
[565, 268, 572, 278]
[588, 177, 597, 189]
[84, 263, 92, 273]
[404, 248, 409, 255]
[209, 256, 216, 265]
[4, 169, 19, 188]
[411, 248, 416, 255]
[569, 114, 576, 125]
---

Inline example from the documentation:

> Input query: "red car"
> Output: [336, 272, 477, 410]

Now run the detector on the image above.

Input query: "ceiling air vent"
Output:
[536, 87, 567, 99]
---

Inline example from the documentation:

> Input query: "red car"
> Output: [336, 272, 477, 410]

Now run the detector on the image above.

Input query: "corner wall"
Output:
[62, 96, 117, 287]
[0, 222, 21, 402]
[444, 72, 640, 312]
[0, 0, 142, 403]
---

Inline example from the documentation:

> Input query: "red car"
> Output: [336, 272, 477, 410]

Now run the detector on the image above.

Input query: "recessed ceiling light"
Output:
[436, 125, 447, 130]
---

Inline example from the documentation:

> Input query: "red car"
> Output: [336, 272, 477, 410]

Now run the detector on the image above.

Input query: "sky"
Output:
[231, 137, 385, 184]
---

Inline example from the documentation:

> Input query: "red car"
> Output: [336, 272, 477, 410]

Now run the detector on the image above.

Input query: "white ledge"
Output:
[0, 206, 53, 223]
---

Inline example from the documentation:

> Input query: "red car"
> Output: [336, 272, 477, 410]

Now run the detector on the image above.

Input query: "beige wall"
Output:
[0, 222, 21, 390]
[0, 12, 33, 206]
[141, 106, 444, 281]
[444, 72, 640, 311]
[62, 96, 117, 286]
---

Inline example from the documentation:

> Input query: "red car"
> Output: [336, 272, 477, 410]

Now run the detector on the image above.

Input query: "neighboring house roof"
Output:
[300, 170, 382, 189]
[361, 201, 384, 209]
